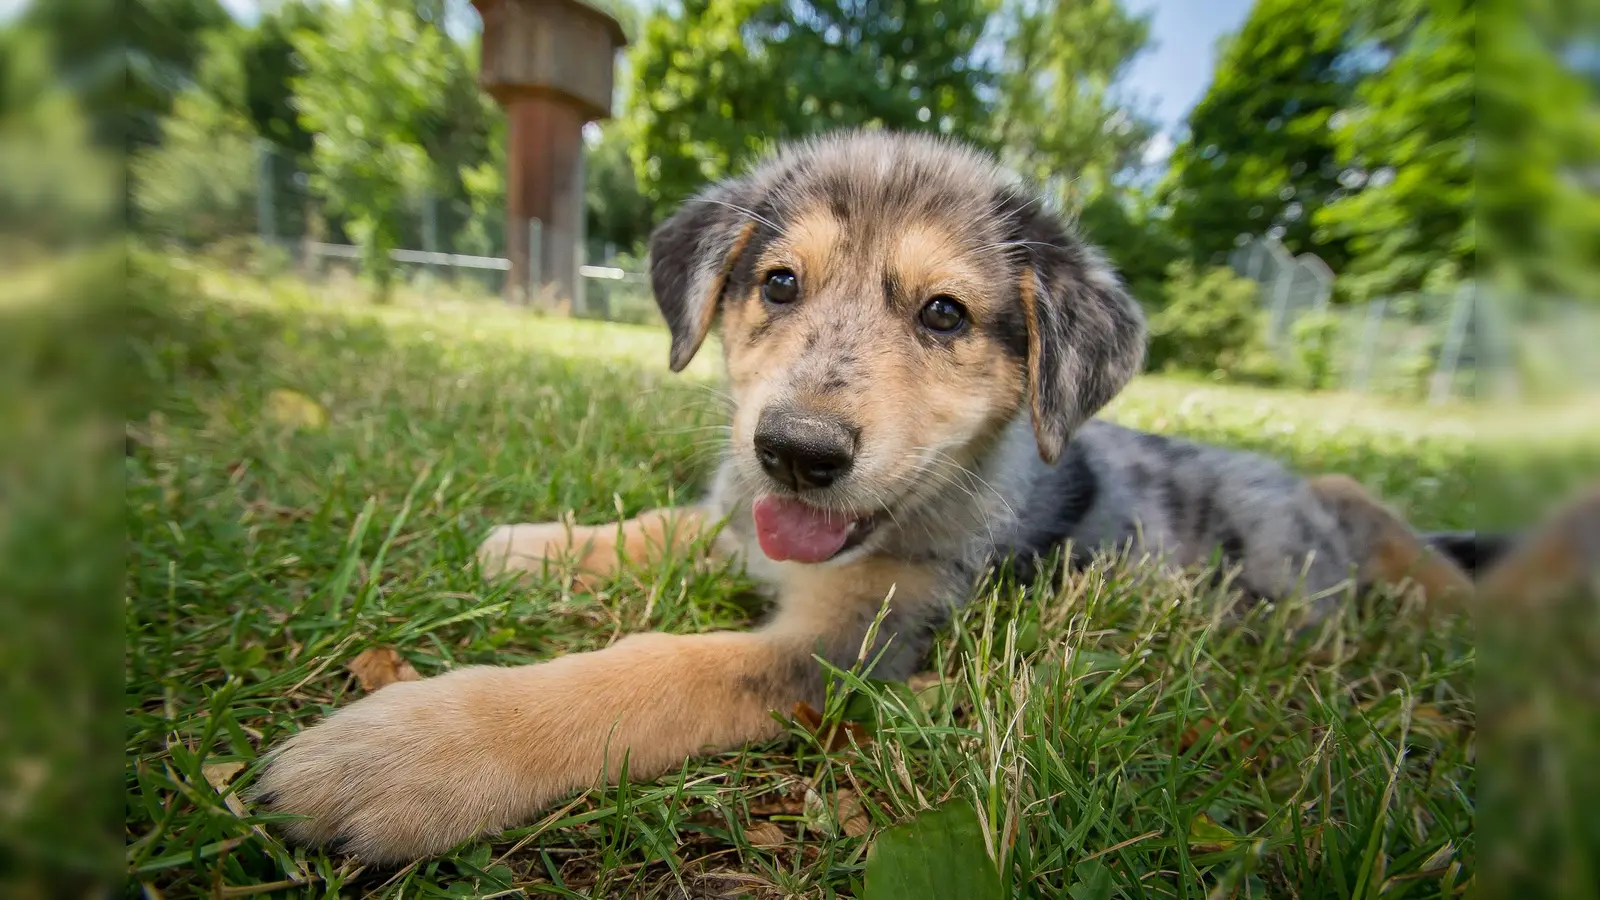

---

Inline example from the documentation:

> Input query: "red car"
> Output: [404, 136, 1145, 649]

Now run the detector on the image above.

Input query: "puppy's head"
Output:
[649, 130, 1145, 564]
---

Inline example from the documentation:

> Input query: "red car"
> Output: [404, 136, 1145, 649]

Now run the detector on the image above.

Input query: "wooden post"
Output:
[471, 0, 626, 309]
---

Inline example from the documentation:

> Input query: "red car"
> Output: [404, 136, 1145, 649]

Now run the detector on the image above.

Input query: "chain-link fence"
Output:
[1230, 232, 1600, 404]
[137, 137, 665, 324]
[1228, 236, 1335, 352]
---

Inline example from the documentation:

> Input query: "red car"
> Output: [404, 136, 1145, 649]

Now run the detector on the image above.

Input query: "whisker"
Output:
[687, 198, 781, 233]
[975, 239, 1061, 255]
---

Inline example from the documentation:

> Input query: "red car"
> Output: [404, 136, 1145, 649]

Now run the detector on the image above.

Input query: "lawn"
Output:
[119, 253, 1594, 898]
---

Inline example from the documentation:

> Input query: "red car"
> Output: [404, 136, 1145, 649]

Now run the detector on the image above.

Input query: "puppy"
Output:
[253, 129, 1566, 864]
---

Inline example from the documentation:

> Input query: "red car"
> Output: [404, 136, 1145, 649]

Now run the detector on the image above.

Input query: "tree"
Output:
[131, 88, 259, 246]
[223, 0, 325, 164]
[1144, 260, 1276, 381]
[1160, 0, 1358, 271]
[1313, 0, 1474, 300]
[585, 123, 654, 258]
[625, 0, 999, 218]
[1477, 0, 1600, 300]
[991, 0, 1157, 210]
[1074, 187, 1184, 310]
[457, 116, 506, 258]
[0, 25, 119, 253]
[291, 0, 489, 298]
[25, 0, 231, 151]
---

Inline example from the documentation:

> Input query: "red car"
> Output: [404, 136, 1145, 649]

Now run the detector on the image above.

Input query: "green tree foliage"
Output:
[205, 0, 326, 163]
[1160, 0, 1356, 270]
[25, 0, 231, 151]
[1287, 309, 1343, 389]
[458, 117, 507, 258]
[1074, 187, 1183, 311]
[291, 0, 490, 297]
[585, 124, 654, 258]
[1478, 0, 1600, 300]
[1314, 0, 1474, 300]
[625, 0, 1000, 217]
[992, 0, 1156, 209]
[131, 90, 259, 247]
[0, 25, 119, 253]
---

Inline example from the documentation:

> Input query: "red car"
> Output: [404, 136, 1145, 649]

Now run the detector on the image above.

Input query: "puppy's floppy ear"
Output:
[648, 178, 762, 372]
[1001, 190, 1147, 463]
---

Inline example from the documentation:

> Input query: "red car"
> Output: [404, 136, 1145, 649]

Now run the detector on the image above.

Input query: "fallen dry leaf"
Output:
[792, 701, 825, 732]
[264, 388, 328, 430]
[348, 647, 421, 692]
[202, 761, 245, 791]
[202, 761, 250, 819]
[835, 789, 872, 838]
[790, 701, 872, 752]
[745, 821, 787, 848]
[842, 813, 873, 838]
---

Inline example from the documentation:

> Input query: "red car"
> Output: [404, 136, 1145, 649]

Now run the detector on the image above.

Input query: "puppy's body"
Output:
[254, 130, 1570, 864]
[709, 415, 1363, 667]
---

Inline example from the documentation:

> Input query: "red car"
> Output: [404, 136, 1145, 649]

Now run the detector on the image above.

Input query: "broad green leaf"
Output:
[862, 799, 1002, 900]
[1067, 858, 1116, 900]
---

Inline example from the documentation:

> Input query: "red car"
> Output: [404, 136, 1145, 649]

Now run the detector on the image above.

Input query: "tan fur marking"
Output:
[765, 556, 945, 642]
[1479, 484, 1600, 606]
[780, 209, 842, 281]
[1308, 474, 1473, 606]
[1479, 530, 1580, 604]
[1016, 270, 1053, 463]
[684, 220, 759, 363]
[891, 223, 981, 299]
[1369, 531, 1475, 606]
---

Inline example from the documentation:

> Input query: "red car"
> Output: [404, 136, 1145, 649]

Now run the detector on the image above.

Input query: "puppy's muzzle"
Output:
[753, 407, 857, 492]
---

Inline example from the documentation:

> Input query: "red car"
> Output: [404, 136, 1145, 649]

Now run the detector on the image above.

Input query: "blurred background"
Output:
[4, 0, 1595, 401]
[2, 0, 1599, 895]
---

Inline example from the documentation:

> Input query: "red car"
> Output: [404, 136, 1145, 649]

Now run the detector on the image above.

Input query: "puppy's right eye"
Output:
[762, 269, 800, 305]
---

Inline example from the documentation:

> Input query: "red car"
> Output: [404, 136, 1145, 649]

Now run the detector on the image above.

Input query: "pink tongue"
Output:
[752, 495, 854, 563]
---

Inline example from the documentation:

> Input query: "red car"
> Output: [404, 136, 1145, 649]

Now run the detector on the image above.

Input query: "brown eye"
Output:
[918, 296, 968, 334]
[762, 269, 799, 304]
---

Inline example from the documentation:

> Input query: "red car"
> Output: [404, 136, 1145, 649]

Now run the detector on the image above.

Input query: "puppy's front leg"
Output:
[255, 558, 942, 865]
[255, 629, 810, 864]
[477, 506, 720, 590]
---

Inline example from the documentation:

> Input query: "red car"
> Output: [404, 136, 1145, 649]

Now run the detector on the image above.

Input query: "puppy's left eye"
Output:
[918, 296, 968, 334]
[762, 269, 800, 305]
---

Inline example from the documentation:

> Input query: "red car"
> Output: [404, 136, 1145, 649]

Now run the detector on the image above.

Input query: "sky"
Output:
[1122, 0, 1254, 164]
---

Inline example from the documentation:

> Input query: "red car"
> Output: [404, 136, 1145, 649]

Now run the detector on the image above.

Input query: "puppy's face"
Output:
[649, 131, 1146, 564]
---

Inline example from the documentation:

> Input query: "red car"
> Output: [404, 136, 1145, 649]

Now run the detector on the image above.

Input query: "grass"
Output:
[116, 252, 1599, 898]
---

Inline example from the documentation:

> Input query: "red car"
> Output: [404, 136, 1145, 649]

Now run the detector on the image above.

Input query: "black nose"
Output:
[753, 408, 856, 491]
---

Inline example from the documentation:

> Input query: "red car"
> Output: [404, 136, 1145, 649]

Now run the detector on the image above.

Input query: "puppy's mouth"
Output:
[751, 494, 882, 563]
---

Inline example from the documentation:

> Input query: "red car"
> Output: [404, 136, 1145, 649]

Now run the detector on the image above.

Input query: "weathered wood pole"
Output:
[471, 0, 626, 309]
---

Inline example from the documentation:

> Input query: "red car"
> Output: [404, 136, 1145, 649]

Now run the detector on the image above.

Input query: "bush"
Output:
[1288, 310, 1344, 390]
[131, 91, 260, 246]
[1145, 261, 1279, 384]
